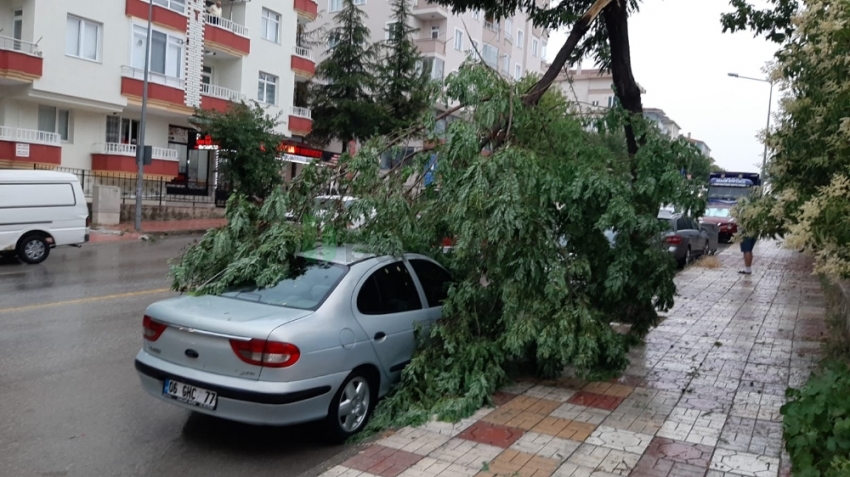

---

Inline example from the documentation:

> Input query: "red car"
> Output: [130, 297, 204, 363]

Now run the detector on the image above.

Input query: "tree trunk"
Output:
[602, 0, 643, 158]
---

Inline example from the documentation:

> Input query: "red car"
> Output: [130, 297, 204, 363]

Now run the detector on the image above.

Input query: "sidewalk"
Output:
[88, 218, 226, 243]
[317, 242, 825, 477]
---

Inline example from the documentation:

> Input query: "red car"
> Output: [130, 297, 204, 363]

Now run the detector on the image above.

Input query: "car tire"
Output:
[678, 247, 691, 269]
[324, 369, 376, 443]
[16, 234, 50, 265]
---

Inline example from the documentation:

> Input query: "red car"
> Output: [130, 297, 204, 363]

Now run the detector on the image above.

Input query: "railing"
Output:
[29, 164, 217, 207]
[200, 83, 247, 102]
[0, 34, 41, 56]
[204, 14, 249, 37]
[0, 126, 61, 146]
[121, 65, 184, 89]
[484, 21, 500, 32]
[292, 45, 314, 61]
[291, 106, 312, 119]
[93, 142, 179, 161]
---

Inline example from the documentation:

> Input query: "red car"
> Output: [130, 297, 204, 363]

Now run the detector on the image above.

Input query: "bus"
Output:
[708, 172, 761, 206]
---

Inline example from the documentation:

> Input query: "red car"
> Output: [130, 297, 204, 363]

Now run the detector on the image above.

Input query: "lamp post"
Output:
[134, 0, 154, 232]
[728, 72, 774, 183]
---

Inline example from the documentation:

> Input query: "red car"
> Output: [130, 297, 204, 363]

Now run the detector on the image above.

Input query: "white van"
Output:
[0, 170, 89, 264]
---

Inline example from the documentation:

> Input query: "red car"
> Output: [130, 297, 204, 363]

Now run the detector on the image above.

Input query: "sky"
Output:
[546, 0, 781, 172]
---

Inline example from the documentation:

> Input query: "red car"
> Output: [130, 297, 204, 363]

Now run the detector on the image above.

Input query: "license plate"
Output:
[163, 379, 218, 410]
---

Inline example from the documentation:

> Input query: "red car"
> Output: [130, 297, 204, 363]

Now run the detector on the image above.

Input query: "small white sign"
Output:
[15, 143, 30, 158]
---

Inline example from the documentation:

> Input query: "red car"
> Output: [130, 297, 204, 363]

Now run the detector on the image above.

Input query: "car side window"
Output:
[356, 262, 423, 315]
[409, 259, 452, 308]
[676, 217, 691, 231]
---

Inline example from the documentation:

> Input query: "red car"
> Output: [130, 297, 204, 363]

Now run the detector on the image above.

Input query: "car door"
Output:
[675, 216, 695, 251]
[407, 257, 452, 323]
[687, 217, 707, 251]
[352, 260, 430, 383]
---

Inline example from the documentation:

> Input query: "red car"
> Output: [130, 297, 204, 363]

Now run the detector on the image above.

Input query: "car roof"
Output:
[296, 244, 376, 266]
[0, 170, 80, 183]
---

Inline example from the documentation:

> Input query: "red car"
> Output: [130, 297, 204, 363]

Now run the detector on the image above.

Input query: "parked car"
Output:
[699, 206, 736, 243]
[0, 170, 89, 264]
[658, 210, 710, 267]
[134, 245, 451, 440]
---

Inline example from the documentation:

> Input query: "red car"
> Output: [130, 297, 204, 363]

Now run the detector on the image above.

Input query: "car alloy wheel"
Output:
[17, 235, 50, 264]
[338, 376, 370, 433]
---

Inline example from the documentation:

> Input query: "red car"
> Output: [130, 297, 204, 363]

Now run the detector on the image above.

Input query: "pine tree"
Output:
[374, 0, 434, 135]
[309, 0, 382, 151]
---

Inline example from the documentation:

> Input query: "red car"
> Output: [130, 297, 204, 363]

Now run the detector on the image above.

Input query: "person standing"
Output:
[207, 1, 222, 24]
[738, 229, 756, 275]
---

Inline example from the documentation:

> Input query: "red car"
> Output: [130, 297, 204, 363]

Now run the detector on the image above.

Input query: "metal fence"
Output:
[30, 164, 219, 207]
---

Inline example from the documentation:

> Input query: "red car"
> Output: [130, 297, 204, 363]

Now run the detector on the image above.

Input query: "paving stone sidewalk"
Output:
[318, 242, 827, 477]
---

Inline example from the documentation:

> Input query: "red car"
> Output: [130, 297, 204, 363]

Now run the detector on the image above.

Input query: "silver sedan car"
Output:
[134, 246, 451, 440]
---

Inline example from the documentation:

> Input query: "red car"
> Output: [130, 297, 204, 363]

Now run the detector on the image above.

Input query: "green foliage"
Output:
[374, 0, 435, 136]
[782, 361, 850, 477]
[191, 102, 282, 200]
[310, 0, 383, 149]
[721, 0, 798, 44]
[732, 0, 850, 278]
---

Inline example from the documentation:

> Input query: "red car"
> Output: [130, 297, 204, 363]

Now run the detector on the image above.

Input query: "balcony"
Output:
[120, 66, 191, 114]
[294, 0, 318, 22]
[415, 38, 446, 55]
[291, 46, 315, 82]
[91, 142, 179, 177]
[0, 126, 61, 166]
[125, 0, 187, 32]
[0, 35, 43, 83]
[289, 106, 312, 137]
[200, 83, 247, 112]
[204, 14, 250, 56]
[412, 0, 448, 20]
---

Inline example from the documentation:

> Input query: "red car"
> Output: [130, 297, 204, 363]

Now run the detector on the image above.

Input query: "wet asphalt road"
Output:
[0, 237, 350, 477]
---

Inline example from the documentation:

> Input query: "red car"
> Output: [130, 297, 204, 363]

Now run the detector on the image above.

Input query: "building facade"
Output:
[0, 0, 317, 185]
[552, 67, 646, 113]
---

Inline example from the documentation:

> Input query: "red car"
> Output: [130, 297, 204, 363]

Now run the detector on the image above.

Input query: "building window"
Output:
[131, 25, 184, 78]
[453, 29, 463, 51]
[201, 65, 212, 85]
[258, 72, 277, 104]
[353, 0, 366, 4]
[38, 106, 71, 142]
[329, 0, 342, 12]
[591, 100, 599, 106]
[531, 38, 538, 57]
[472, 10, 480, 20]
[501, 54, 510, 75]
[106, 116, 140, 144]
[514, 63, 521, 80]
[607, 96, 616, 107]
[541, 42, 547, 59]
[482, 43, 497, 67]
[422, 57, 444, 80]
[431, 26, 440, 39]
[261, 8, 281, 43]
[65, 15, 102, 62]
[505, 19, 512, 40]
[328, 32, 340, 49]
[517, 30, 524, 48]
[385, 22, 400, 41]
[152, 0, 185, 14]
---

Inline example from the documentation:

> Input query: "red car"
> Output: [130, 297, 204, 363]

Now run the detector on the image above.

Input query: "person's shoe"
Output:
[738, 269, 752, 275]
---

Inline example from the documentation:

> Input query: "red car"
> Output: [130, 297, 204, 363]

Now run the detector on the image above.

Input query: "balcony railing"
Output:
[0, 126, 61, 146]
[93, 142, 179, 161]
[484, 21, 500, 32]
[292, 45, 314, 61]
[200, 83, 247, 102]
[291, 106, 312, 119]
[0, 34, 41, 56]
[121, 65, 184, 89]
[204, 14, 249, 37]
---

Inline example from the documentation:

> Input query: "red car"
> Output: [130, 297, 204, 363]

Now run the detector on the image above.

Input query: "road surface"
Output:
[0, 237, 351, 477]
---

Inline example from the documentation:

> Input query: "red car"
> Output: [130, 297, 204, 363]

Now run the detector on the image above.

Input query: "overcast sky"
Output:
[547, 0, 780, 172]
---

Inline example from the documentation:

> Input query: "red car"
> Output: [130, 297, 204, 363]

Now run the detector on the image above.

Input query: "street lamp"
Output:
[134, 0, 154, 232]
[728, 72, 774, 183]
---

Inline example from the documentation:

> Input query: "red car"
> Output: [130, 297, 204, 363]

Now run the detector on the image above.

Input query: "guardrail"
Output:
[121, 65, 185, 89]
[0, 126, 60, 146]
[204, 14, 249, 37]
[200, 83, 247, 102]
[0, 34, 41, 56]
[292, 45, 314, 61]
[291, 106, 312, 119]
[93, 143, 179, 161]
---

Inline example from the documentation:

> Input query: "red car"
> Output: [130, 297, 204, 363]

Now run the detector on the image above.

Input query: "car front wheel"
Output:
[17, 234, 50, 265]
[325, 371, 375, 442]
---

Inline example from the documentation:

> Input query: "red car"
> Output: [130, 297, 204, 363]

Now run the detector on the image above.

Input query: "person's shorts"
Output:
[740, 237, 757, 253]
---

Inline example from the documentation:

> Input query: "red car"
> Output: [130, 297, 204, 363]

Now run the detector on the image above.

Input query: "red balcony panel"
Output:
[0, 49, 43, 81]
[293, 0, 318, 20]
[92, 154, 178, 177]
[121, 77, 190, 114]
[204, 24, 250, 56]
[126, 0, 187, 32]
[291, 55, 315, 78]
[200, 95, 232, 113]
[0, 140, 61, 165]
[289, 116, 313, 136]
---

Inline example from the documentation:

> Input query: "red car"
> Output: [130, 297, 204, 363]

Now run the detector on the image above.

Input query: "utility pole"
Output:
[727, 72, 774, 186]
[135, 0, 154, 232]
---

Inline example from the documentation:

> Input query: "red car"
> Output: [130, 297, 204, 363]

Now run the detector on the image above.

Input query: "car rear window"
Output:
[658, 218, 674, 231]
[222, 257, 348, 310]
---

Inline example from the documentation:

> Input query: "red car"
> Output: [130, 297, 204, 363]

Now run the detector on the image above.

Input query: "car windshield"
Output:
[705, 207, 732, 218]
[708, 186, 751, 200]
[222, 257, 348, 310]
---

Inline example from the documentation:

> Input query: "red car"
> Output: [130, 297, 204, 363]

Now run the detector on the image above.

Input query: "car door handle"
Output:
[374, 332, 386, 341]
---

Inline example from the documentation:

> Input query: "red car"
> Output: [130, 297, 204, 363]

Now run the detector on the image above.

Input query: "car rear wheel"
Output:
[678, 247, 691, 269]
[325, 370, 375, 442]
[17, 234, 50, 265]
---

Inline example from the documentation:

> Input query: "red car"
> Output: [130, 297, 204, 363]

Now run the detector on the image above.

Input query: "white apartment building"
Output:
[553, 67, 647, 111]
[643, 108, 681, 139]
[0, 0, 319, 185]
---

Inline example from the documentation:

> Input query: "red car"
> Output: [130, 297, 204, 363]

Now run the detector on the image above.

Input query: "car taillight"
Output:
[665, 235, 683, 245]
[142, 315, 167, 341]
[229, 339, 300, 368]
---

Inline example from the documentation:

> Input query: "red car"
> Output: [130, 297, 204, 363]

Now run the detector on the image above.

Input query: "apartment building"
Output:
[0, 0, 319, 186]
[552, 67, 649, 112]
